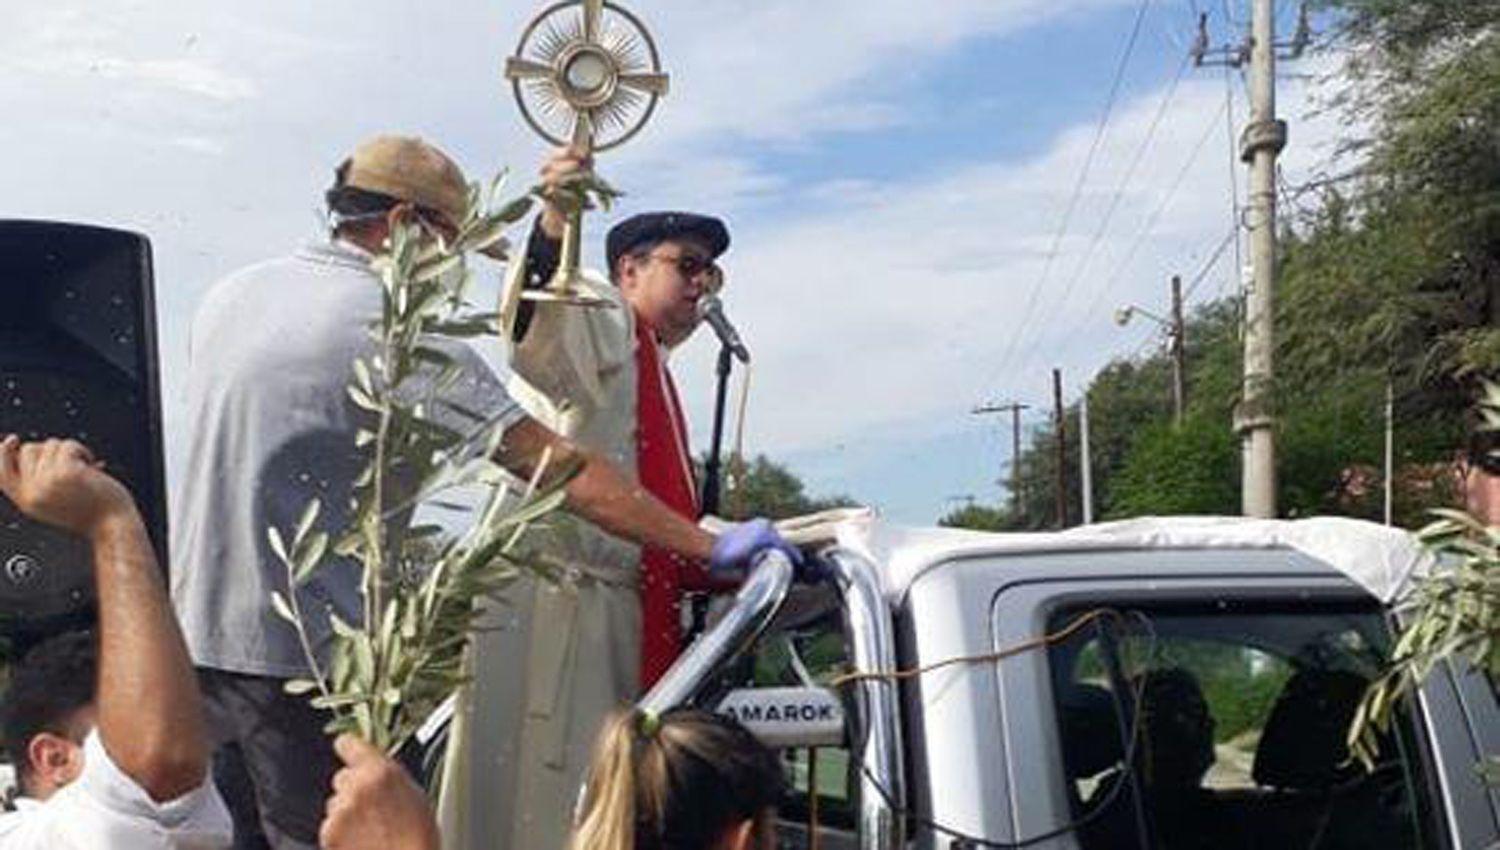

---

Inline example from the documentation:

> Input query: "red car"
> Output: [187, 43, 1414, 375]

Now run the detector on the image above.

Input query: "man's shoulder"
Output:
[194, 253, 306, 321]
[204, 243, 371, 298]
[53, 733, 232, 845]
[0, 785, 232, 849]
[192, 245, 375, 333]
[0, 802, 32, 837]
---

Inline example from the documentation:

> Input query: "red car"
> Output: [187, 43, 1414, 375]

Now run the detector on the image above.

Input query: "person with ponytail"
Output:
[571, 709, 787, 850]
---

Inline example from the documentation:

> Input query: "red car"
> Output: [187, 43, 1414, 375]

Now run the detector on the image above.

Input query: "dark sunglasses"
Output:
[645, 251, 722, 292]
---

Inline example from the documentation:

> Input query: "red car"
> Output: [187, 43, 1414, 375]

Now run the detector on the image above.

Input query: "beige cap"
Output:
[341, 134, 469, 225]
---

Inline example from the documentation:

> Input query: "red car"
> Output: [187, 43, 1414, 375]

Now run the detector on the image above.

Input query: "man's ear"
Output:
[614, 255, 634, 291]
[27, 732, 82, 790]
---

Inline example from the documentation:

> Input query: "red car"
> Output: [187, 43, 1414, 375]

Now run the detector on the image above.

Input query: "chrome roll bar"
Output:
[827, 548, 905, 850]
[636, 546, 903, 850]
[639, 550, 795, 714]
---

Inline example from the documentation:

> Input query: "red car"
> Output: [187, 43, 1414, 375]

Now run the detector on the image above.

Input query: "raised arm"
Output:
[510, 145, 592, 343]
[0, 436, 208, 802]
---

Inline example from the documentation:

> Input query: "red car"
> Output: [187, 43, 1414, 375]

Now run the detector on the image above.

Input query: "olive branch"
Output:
[1349, 380, 1500, 781]
[266, 173, 577, 753]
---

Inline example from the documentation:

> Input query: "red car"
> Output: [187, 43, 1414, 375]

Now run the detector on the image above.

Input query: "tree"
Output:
[704, 454, 854, 522]
[937, 503, 1010, 531]
[1106, 414, 1239, 518]
[1295, 2, 1500, 384]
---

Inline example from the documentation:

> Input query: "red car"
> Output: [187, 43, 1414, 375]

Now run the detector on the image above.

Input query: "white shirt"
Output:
[0, 732, 232, 849]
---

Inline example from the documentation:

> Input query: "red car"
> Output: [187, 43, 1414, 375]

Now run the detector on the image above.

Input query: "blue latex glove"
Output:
[709, 518, 808, 579]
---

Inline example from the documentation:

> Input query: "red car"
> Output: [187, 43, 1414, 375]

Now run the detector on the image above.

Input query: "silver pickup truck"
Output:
[637, 516, 1500, 850]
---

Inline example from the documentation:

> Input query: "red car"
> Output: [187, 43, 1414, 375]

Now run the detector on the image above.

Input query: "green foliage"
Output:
[1106, 414, 1239, 518]
[937, 503, 1010, 531]
[1081, 639, 1293, 744]
[269, 179, 574, 753]
[707, 454, 853, 522]
[1155, 643, 1291, 744]
[1319, 0, 1500, 118]
[1084, 359, 1176, 496]
[1351, 382, 1500, 773]
[1306, 2, 1500, 380]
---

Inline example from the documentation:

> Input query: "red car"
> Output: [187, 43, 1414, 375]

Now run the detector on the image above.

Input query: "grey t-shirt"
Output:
[170, 240, 524, 678]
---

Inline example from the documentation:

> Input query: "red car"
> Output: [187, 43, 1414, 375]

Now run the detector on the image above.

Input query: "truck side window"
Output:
[1046, 604, 1442, 850]
[747, 608, 858, 849]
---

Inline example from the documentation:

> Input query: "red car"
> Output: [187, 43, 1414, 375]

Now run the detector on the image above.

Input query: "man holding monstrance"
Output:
[441, 4, 785, 850]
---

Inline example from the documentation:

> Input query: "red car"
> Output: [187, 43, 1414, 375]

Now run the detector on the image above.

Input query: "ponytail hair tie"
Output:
[637, 709, 662, 739]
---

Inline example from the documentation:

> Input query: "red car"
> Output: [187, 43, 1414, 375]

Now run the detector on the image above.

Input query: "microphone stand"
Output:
[701, 342, 735, 517]
[691, 342, 736, 640]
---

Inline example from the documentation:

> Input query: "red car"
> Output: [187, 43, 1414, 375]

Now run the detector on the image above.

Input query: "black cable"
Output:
[832, 605, 1160, 850]
[984, 0, 1157, 398]
[1183, 225, 1239, 301]
[1022, 51, 1195, 382]
[858, 612, 1159, 849]
[1062, 96, 1230, 363]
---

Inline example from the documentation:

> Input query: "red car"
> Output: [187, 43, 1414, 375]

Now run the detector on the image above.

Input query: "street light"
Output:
[1115, 275, 1187, 424]
[1114, 304, 1169, 328]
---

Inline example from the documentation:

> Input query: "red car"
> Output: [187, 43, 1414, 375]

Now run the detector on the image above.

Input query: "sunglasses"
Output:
[645, 251, 723, 293]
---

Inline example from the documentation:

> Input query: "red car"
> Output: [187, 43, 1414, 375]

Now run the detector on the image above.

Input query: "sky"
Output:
[0, 0, 1351, 523]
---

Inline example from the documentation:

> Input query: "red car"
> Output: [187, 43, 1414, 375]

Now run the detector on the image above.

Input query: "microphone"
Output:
[697, 294, 750, 364]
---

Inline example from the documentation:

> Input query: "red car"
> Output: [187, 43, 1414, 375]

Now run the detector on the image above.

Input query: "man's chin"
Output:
[661, 318, 699, 346]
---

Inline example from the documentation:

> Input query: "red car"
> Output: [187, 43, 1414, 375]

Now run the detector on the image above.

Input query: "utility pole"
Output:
[1170, 274, 1186, 425]
[1193, 1, 1308, 518]
[973, 401, 1030, 521]
[1080, 391, 1095, 524]
[1239, 0, 1281, 518]
[1053, 368, 1068, 529]
[1384, 378, 1394, 526]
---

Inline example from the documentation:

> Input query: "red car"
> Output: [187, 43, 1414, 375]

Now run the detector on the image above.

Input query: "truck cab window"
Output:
[740, 604, 858, 850]
[1047, 604, 1442, 850]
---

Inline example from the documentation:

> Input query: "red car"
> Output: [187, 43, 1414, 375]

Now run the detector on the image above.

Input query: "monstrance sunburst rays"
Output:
[498, 0, 670, 313]
[505, 0, 668, 152]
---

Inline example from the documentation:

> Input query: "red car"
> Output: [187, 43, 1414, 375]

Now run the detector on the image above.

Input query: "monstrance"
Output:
[501, 0, 670, 312]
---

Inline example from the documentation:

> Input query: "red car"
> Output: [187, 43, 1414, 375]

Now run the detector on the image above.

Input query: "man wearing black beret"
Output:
[513, 145, 736, 686]
[445, 146, 761, 850]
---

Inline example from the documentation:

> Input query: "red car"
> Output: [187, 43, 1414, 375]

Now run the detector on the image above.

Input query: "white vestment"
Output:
[439, 271, 644, 850]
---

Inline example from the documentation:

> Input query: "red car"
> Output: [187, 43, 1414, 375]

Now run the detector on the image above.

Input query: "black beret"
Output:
[606, 212, 730, 273]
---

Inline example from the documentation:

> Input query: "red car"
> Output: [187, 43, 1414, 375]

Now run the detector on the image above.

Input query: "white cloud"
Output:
[0, 7, 258, 102]
[663, 65, 1350, 458]
[167, 135, 229, 156]
[94, 57, 257, 101]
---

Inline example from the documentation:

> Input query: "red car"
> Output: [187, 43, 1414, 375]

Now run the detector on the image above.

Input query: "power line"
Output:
[982, 0, 1156, 399]
[1183, 225, 1239, 301]
[1017, 52, 1195, 380]
[1061, 96, 1232, 363]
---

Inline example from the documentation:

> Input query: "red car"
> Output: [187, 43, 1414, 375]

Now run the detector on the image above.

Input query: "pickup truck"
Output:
[635, 514, 1500, 850]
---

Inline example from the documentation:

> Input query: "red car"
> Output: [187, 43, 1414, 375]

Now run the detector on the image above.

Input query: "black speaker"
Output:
[0, 220, 166, 642]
